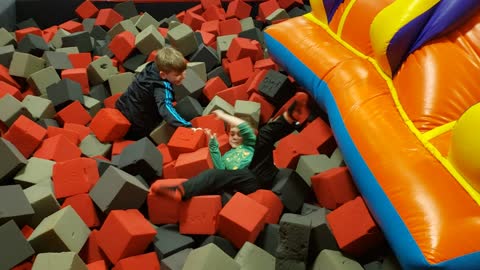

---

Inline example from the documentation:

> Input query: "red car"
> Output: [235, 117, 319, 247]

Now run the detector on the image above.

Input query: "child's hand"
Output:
[191, 127, 203, 132]
[204, 128, 217, 139]
[212, 110, 225, 119]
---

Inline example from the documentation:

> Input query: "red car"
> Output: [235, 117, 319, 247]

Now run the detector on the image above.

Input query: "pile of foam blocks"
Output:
[0, 0, 402, 269]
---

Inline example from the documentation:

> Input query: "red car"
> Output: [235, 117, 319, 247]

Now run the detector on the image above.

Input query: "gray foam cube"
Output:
[0, 220, 35, 270]
[87, 55, 118, 85]
[17, 34, 50, 57]
[255, 224, 280, 257]
[173, 68, 205, 100]
[14, 157, 55, 188]
[108, 72, 134, 95]
[240, 17, 255, 31]
[0, 137, 27, 183]
[311, 250, 363, 270]
[301, 205, 338, 264]
[135, 12, 160, 31]
[108, 20, 139, 39]
[27, 66, 62, 96]
[175, 96, 203, 122]
[295, 154, 337, 186]
[22, 95, 56, 120]
[216, 34, 237, 59]
[277, 213, 311, 261]
[83, 95, 102, 117]
[271, 168, 313, 213]
[0, 28, 15, 47]
[276, 259, 306, 270]
[55, 47, 80, 54]
[0, 94, 33, 127]
[235, 242, 275, 270]
[149, 121, 176, 145]
[9, 51, 46, 78]
[183, 243, 240, 270]
[42, 51, 73, 71]
[49, 29, 70, 49]
[89, 166, 149, 213]
[32, 252, 88, 270]
[114, 0, 139, 19]
[0, 44, 14, 67]
[135, 25, 165, 55]
[117, 137, 163, 181]
[61, 31, 93, 53]
[187, 62, 207, 82]
[46, 79, 85, 111]
[203, 95, 234, 116]
[0, 185, 35, 227]
[152, 225, 195, 260]
[166, 24, 198, 57]
[200, 235, 238, 258]
[234, 100, 260, 129]
[24, 183, 61, 227]
[161, 248, 193, 270]
[28, 206, 91, 253]
[189, 43, 219, 72]
[266, 8, 290, 23]
[330, 148, 345, 167]
[79, 134, 112, 157]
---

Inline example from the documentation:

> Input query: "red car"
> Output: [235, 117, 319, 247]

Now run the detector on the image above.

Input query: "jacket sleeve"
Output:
[154, 82, 192, 127]
[209, 137, 225, 169]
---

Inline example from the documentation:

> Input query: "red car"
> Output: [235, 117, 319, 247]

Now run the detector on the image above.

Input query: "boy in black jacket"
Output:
[116, 47, 192, 140]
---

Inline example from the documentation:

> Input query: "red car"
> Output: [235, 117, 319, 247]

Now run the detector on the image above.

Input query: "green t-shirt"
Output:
[208, 122, 256, 170]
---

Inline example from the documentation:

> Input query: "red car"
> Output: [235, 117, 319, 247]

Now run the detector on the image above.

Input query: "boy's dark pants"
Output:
[182, 116, 295, 199]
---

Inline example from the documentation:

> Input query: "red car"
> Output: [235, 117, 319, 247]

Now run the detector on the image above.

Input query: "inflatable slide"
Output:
[264, 0, 480, 269]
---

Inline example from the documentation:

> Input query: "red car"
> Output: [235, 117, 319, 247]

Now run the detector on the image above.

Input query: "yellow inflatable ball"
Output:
[449, 103, 480, 191]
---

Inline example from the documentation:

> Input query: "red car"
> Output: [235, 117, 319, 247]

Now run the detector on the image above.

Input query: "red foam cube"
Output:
[228, 57, 253, 85]
[34, 134, 82, 162]
[15, 27, 42, 42]
[68, 53, 93, 69]
[104, 93, 122, 109]
[147, 178, 188, 224]
[248, 92, 275, 125]
[52, 157, 99, 198]
[97, 209, 157, 264]
[258, 0, 280, 21]
[167, 127, 206, 159]
[311, 166, 359, 210]
[248, 189, 284, 224]
[218, 18, 242, 36]
[201, 0, 221, 9]
[46, 126, 80, 145]
[0, 65, 21, 88]
[190, 114, 226, 138]
[64, 122, 91, 141]
[62, 193, 101, 228]
[175, 147, 214, 179]
[226, 0, 252, 19]
[89, 108, 131, 143]
[0, 80, 22, 100]
[156, 143, 173, 164]
[108, 31, 136, 62]
[59, 20, 84, 33]
[112, 252, 160, 270]
[298, 117, 336, 155]
[95, 8, 123, 29]
[112, 140, 135, 156]
[80, 230, 110, 264]
[215, 84, 249, 106]
[326, 196, 385, 257]
[218, 192, 268, 248]
[3, 115, 47, 158]
[183, 11, 206, 31]
[75, 0, 99, 19]
[273, 133, 319, 169]
[56, 101, 92, 126]
[61, 68, 90, 94]
[202, 76, 228, 101]
[180, 195, 222, 235]
[226, 37, 260, 62]
[87, 260, 108, 270]
[202, 6, 226, 21]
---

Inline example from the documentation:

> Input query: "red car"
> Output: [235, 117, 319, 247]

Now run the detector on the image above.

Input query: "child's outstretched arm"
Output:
[212, 110, 244, 127]
[154, 82, 192, 127]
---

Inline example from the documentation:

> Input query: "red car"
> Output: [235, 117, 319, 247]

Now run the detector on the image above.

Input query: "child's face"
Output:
[229, 126, 243, 148]
[160, 70, 186, 85]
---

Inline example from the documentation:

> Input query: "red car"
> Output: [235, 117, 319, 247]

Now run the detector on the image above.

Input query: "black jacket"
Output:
[115, 61, 191, 140]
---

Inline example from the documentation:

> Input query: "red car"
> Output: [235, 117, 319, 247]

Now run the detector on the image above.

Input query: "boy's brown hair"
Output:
[155, 47, 187, 73]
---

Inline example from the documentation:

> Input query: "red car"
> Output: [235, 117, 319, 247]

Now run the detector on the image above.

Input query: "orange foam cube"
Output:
[62, 193, 101, 228]
[3, 115, 47, 158]
[34, 134, 82, 162]
[89, 108, 131, 143]
[56, 101, 92, 126]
